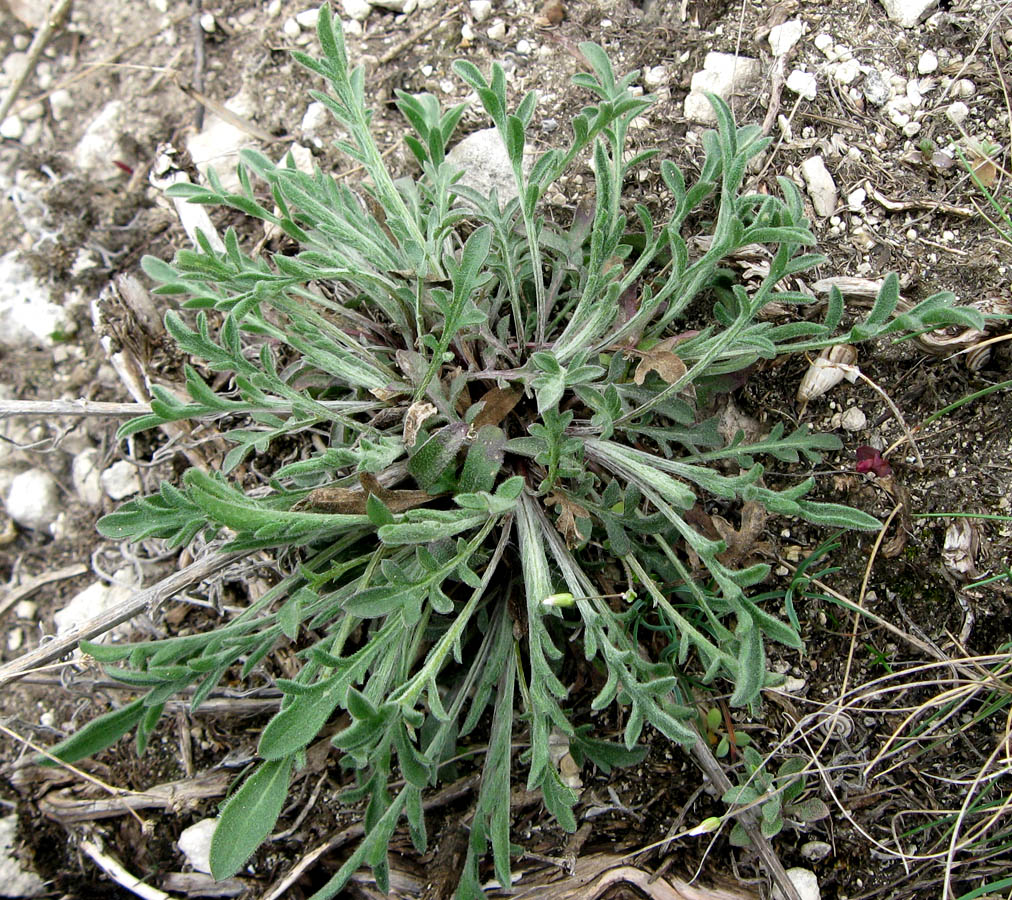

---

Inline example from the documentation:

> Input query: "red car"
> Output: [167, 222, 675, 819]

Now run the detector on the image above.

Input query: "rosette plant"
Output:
[44, 8, 982, 897]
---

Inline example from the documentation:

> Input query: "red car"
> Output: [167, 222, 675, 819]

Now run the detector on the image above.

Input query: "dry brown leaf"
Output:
[632, 337, 689, 386]
[471, 386, 520, 429]
[711, 502, 770, 568]
[546, 491, 590, 548]
[403, 401, 436, 448]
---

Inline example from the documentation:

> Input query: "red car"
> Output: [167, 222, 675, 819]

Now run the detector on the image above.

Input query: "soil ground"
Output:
[0, 0, 1010, 898]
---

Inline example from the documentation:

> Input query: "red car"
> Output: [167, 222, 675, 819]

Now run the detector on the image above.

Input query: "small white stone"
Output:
[343, 18, 363, 35]
[5, 469, 60, 532]
[55, 570, 141, 639]
[7, 627, 23, 652]
[0, 252, 74, 348]
[946, 101, 969, 125]
[773, 868, 820, 900]
[846, 187, 866, 211]
[0, 115, 24, 140]
[439, 78, 455, 94]
[19, 102, 44, 122]
[199, 12, 216, 32]
[101, 460, 141, 500]
[266, 0, 282, 16]
[786, 69, 817, 100]
[954, 78, 975, 98]
[296, 8, 321, 28]
[906, 79, 922, 107]
[178, 819, 217, 875]
[813, 33, 833, 53]
[800, 841, 832, 862]
[768, 19, 804, 57]
[283, 17, 301, 38]
[487, 19, 506, 40]
[800, 155, 838, 217]
[14, 600, 38, 620]
[862, 69, 890, 106]
[461, 21, 475, 41]
[74, 100, 125, 175]
[49, 88, 73, 121]
[643, 65, 668, 89]
[840, 407, 867, 431]
[470, 0, 493, 22]
[0, 816, 45, 898]
[880, 0, 938, 28]
[902, 120, 922, 136]
[917, 50, 938, 74]
[783, 676, 807, 693]
[906, 228, 917, 240]
[72, 448, 104, 507]
[342, 0, 372, 21]
[420, 64, 433, 76]
[516, 38, 532, 54]
[833, 59, 861, 85]
[683, 52, 762, 124]
[301, 101, 329, 142]
[12, 34, 29, 51]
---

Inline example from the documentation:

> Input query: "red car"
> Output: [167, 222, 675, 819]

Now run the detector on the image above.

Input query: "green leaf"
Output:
[258, 678, 343, 759]
[210, 755, 294, 879]
[41, 697, 146, 766]
[458, 426, 505, 494]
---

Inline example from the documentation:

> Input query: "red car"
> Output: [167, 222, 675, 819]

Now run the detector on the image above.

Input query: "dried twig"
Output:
[0, 562, 88, 619]
[78, 829, 172, 900]
[0, 550, 247, 688]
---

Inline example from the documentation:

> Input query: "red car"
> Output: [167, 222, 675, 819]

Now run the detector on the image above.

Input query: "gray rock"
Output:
[0, 253, 71, 350]
[800, 841, 833, 862]
[0, 817, 45, 897]
[768, 19, 804, 57]
[470, 0, 493, 22]
[879, 0, 937, 27]
[74, 100, 125, 176]
[800, 155, 838, 217]
[185, 90, 258, 194]
[862, 69, 890, 107]
[683, 52, 761, 124]
[773, 868, 820, 900]
[5, 469, 60, 532]
[446, 128, 526, 206]
[178, 819, 217, 874]
[72, 448, 104, 507]
[101, 460, 141, 500]
[54, 569, 140, 639]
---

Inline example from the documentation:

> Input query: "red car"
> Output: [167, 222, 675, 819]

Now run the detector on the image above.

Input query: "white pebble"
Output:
[199, 12, 216, 32]
[954, 78, 975, 98]
[0, 115, 24, 140]
[178, 819, 217, 875]
[833, 59, 861, 85]
[487, 19, 506, 40]
[19, 101, 44, 121]
[906, 228, 917, 240]
[813, 33, 833, 54]
[643, 65, 668, 89]
[49, 88, 73, 121]
[902, 121, 921, 136]
[14, 600, 38, 619]
[800, 841, 832, 862]
[296, 8, 321, 28]
[266, 0, 282, 16]
[283, 17, 301, 38]
[516, 38, 532, 54]
[461, 21, 475, 41]
[774, 868, 821, 900]
[470, 0, 493, 22]
[12, 34, 29, 51]
[918, 50, 938, 74]
[344, 18, 363, 34]
[72, 448, 104, 507]
[846, 187, 866, 211]
[800, 155, 838, 217]
[5, 469, 61, 532]
[101, 460, 141, 500]
[946, 101, 969, 125]
[840, 407, 867, 431]
[786, 69, 817, 100]
[7, 627, 23, 652]
[768, 19, 804, 57]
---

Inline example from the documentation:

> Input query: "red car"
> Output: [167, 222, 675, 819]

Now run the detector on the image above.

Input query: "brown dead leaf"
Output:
[632, 337, 688, 386]
[546, 491, 590, 548]
[472, 386, 520, 429]
[967, 148, 998, 188]
[711, 502, 770, 568]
